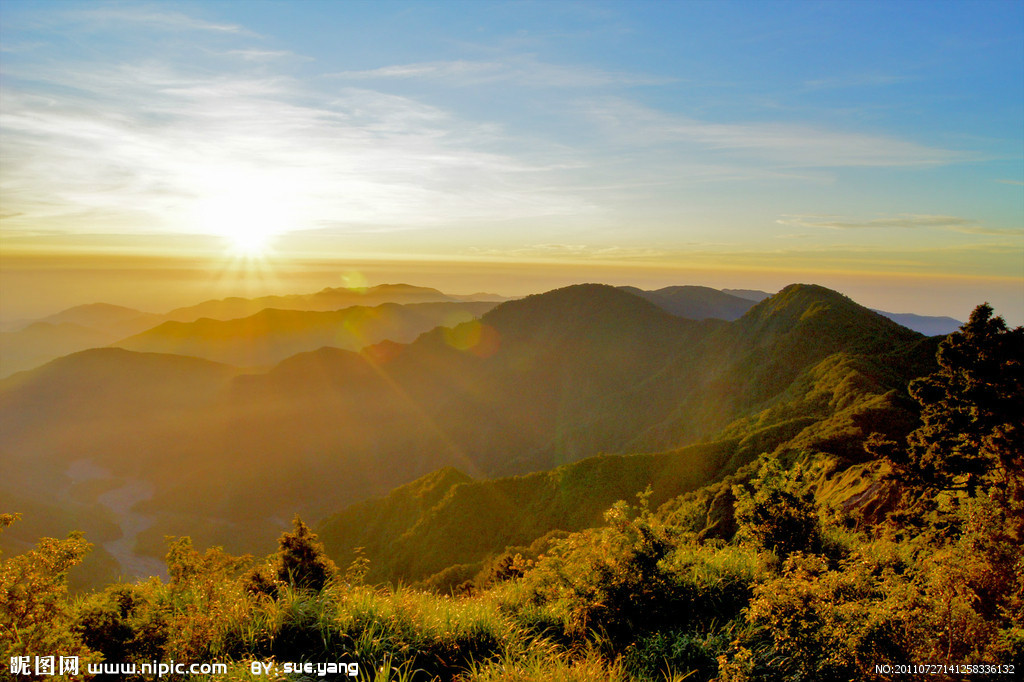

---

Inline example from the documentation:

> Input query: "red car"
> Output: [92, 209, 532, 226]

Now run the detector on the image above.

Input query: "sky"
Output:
[1, 0, 1022, 323]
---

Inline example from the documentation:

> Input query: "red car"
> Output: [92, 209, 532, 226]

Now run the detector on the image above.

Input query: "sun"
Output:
[193, 186, 288, 258]
[224, 228, 275, 257]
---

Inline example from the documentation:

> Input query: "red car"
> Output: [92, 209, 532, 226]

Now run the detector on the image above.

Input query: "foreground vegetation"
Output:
[2, 304, 1021, 681]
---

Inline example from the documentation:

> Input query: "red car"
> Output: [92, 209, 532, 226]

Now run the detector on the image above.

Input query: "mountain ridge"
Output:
[0, 281, 942, 581]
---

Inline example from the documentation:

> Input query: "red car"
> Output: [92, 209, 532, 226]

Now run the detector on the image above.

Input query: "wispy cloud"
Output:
[584, 99, 967, 169]
[0, 56, 595, 236]
[465, 243, 667, 260]
[330, 56, 673, 88]
[226, 49, 307, 63]
[776, 214, 980, 230]
[948, 225, 1024, 237]
[803, 73, 908, 89]
[61, 5, 256, 35]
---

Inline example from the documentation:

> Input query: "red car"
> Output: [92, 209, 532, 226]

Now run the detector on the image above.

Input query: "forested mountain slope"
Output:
[0, 283, 935, 578]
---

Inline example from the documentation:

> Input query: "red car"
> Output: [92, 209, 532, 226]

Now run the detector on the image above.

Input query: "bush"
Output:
[733, 459, 823, 559]
[0, 514, 98, 677]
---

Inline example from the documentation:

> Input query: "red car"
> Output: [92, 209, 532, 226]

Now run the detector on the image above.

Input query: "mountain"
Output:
[161, 283, 482, 322]
[113, 301, 498, 367]
[721, 288, 773, 302]
[618, 285, 757, 320]
[312, 287, 940, 588]
[0, 304, 163, 378]
[0, 322, 117, 378]
[628, 285, 963, 336]
[34, 302, 162, 336]
[0, 348, 238, 446]
[0, 286, 508, 378]
[0, 282, 936, 579]
[870, 310, 962, 336]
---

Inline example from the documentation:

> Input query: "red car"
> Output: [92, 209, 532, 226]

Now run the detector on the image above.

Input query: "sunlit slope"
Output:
[315, 294, 936, 587]
[0, 282, 933, 574]
[113, 301, 497, 366]
[319, 441, 742, 586]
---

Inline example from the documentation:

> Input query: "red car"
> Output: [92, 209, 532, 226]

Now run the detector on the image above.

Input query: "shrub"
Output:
[0, 514, 98, 677]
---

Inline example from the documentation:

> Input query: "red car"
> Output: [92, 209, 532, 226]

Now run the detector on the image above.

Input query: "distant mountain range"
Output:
[0, 281, 944, 585]
[114, 301, 498, 367]
[620, 284, 963, 335]
[0, 282, 962, 378]
[0, 284, 501, 377]
[160, 283, 505, 322]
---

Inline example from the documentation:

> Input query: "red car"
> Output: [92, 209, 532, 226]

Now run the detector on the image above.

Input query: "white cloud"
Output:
[774, 214, 1022, 238]
[61, 5, 256, 35]
[583, 98, 968, 168]
[0, 58, 595, 237]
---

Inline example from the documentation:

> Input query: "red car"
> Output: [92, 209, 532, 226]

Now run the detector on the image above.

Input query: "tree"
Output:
[869, 304, 1024, 529]
[275, 516, 338, 592]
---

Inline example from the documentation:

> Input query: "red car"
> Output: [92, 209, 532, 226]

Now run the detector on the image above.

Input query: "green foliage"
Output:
[275, 516, 338, 592]
[620, 627, 733, 681]
[460, 648, 632, 682]
[76, 582, 167, 667]
[733, 460, 823, 559]
[515, 491, 759, 652]
[319, 441, 736, 587]
[720, 492, 1023, 681]
[0, 515, 97, 677]
[869, 303, 1024, 532]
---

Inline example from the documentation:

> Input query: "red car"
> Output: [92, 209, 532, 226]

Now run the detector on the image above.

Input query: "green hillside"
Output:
[4, 303, 1019, 681]
[319, 441, 742, 586]
[316, 313, 932, 589]
[0, 282, 938, 582]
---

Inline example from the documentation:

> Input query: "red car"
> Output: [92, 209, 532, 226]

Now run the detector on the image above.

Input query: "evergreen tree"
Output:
[276, 516, 338, 591]
[869, 304, 1024, 529]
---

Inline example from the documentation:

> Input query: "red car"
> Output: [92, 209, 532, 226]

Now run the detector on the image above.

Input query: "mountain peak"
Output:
[745, 284, 864, 322]
[739, 283, 921, 352]
[482, 283, 681, 341]
[620, 285, 756, 321]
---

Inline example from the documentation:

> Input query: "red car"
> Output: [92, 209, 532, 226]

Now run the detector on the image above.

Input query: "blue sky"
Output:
[1, 0, 1022, 320]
